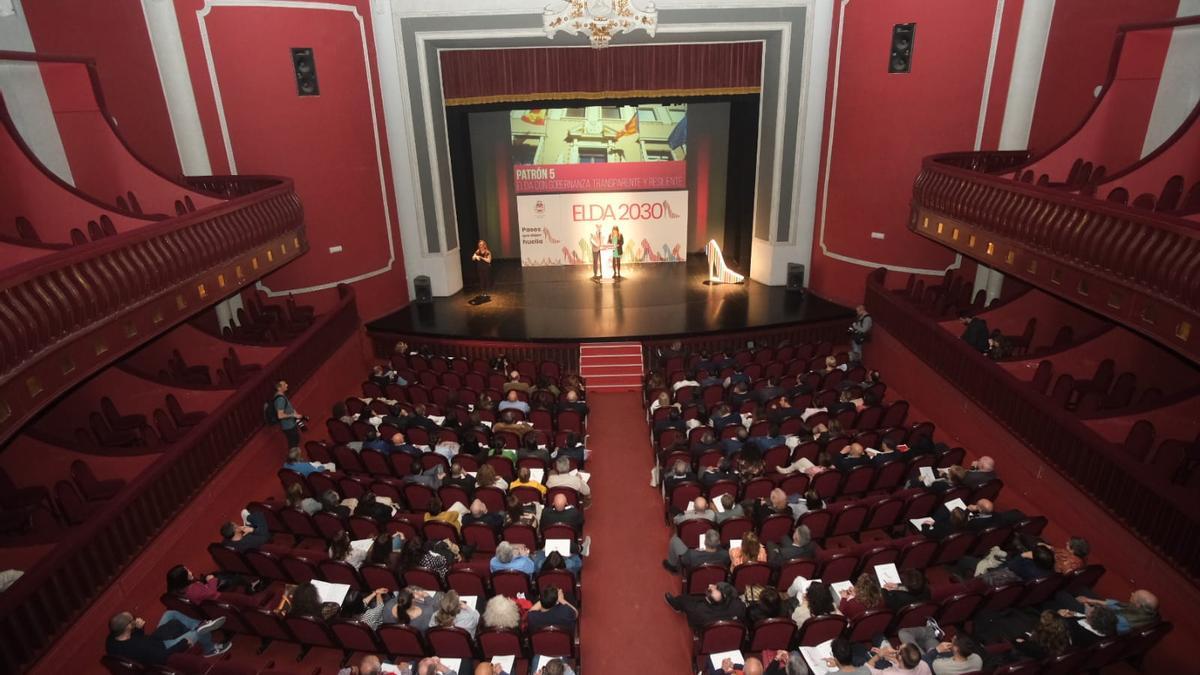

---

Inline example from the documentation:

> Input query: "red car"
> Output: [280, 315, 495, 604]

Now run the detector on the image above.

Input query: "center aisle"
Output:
[581, 392, 694, 673]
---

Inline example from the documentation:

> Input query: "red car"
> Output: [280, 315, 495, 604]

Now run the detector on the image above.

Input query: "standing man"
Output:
[590, 223, 603, 279]
[273, 380, 302, 448]
[849, 304, 872, 362]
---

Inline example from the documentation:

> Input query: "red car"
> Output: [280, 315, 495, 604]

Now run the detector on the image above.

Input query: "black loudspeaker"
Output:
[414, 275, 432, 304]
[786, 263, 806, 292]
[888, 23, 916, 73]
[291, 47, 319, 96]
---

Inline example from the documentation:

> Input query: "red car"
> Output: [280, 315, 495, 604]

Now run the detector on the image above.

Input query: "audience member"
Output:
[527, 586, 578, 631]
[664, 529, 730, 572]
[106, 610, 229, 664]
[664, 582, 747, 631]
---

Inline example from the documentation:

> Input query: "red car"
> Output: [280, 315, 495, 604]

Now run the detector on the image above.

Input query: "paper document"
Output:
[800, 639, 835, 675]
[459, 595, 478, 608]
[801, 407, 828, 421]
[790, 576, 813, 597]
[864, 447, 881, 458]
[350, 538, 375, 552]
[545, 539, 572, 556]
[943, 498, 968, 512]
[918, 466, 935, 485]
[529, 468, 545, 483]
[874, 563, 901, 587]
[491, 655, 516, 671]
[380, 665, 402, 674]
[712, 496, 726, 513]
[910, 517, 935, 529]
[830, 580, 853, 600]
[436, 658, 461, 673]
[709, 650, 745, 669]
[310, 580, 351, 606]
[729, 539, 742, 552]
[569, 469, 591, 483]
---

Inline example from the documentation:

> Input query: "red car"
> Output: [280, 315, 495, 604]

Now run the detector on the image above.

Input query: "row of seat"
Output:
[327, 406, 585, 448]
[654, 405, 916, 455]
[161, 592, 576, 666]
[673, 481, 1005, 549]
[654, 341, 837, 375]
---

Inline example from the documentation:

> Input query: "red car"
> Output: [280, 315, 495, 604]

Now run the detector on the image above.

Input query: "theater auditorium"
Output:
[0, 1, 1197, 674]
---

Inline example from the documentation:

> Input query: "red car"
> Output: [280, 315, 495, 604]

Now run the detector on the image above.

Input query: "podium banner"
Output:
[516, 190, 689, 267]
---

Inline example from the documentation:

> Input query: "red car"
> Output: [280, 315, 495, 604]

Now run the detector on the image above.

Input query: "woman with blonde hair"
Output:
[475, 463, 509, 491]
[839, 572, 883, 619]
[729, 531, 768, 568]
[608, 226, 624, 278]
[431, 589, 480, 637]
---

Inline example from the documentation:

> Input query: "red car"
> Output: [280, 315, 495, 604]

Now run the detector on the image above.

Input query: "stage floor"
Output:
[366, 259, 853, 342]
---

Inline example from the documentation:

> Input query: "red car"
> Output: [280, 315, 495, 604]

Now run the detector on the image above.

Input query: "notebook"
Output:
[528, 468, 545, 483]
[709, 650, 745, 669]
[918, 466, 936, 486]
[874, 563, 901, 587]
[544, 539, 572, 556]
[829, 580, 853, 601]
[799, 639, 835, 674]
[943, 498, 968, 512]
[350, 538, 375, 553]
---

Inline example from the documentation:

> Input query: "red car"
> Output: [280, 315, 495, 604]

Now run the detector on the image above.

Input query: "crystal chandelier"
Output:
[543, 0, 658, 48]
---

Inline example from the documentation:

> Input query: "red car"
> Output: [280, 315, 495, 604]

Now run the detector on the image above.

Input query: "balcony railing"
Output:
[0, 176, 306, 445]
[864, 267, 1200, 579]
[0, 286, 360, 674]
[910, 151, 1200, 363]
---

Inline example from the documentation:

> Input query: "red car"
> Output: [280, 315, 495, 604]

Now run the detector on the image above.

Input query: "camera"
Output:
[297, 415, 310, 431]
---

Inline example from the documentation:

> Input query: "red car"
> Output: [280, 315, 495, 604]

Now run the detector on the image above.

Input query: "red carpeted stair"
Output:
[579, 342, 643, 392]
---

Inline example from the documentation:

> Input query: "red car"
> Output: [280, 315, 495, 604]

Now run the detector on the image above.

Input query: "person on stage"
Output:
[472, 239, 493, 298]
[590, 224, 603, 279]
[608, 226, 625, 279]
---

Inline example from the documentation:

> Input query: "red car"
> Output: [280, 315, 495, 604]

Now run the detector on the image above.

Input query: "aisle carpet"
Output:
[579, 391, 694, 672]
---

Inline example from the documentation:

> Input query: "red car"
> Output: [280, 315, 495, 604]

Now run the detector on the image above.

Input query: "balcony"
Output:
[0, 53, 307, 445]
[908, 18, 1200, 365]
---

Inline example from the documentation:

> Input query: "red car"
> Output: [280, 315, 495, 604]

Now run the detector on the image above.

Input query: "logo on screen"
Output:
[664, 200, 681, 219]
[534, 200, 545, 216]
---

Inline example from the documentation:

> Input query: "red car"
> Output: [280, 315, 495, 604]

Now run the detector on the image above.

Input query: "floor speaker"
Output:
[414, 275, 432, 304]
[786, 263, 806, 292]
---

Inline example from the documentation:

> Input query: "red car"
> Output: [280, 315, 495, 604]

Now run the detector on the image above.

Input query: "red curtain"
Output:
[440, 42, 763, 105]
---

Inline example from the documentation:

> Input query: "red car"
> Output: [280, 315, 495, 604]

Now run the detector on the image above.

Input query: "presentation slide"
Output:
[516, 191, 688, 267]
[509, 104, 689, 265]
[467, 102, 727, 259]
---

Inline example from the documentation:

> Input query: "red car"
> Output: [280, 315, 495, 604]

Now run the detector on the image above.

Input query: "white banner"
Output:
[516, 190, 689, 267]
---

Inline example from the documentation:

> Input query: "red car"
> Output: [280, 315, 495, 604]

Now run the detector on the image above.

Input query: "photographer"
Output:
[849, 304, 872, 362]
[272, 380, 306, 447]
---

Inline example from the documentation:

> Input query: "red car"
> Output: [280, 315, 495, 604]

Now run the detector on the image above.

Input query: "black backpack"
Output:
[263, 394, 285, 426]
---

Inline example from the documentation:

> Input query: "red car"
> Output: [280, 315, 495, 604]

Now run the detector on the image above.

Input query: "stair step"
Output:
[579, 354, 644, 366]
[581, 363, 643, 374]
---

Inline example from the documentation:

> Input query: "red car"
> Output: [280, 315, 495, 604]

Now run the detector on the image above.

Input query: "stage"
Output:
[366, 259, 854, 342]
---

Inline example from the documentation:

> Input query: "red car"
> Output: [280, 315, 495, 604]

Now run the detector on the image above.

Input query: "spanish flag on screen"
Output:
[615, 114, 639, 140]
[520, 109, 546, 125]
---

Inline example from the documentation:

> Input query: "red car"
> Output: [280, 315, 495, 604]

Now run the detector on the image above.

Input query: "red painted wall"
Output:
[1026, 0, 1181, 154]
[808, 0, 1017, 307]
[23, 0, 182, 176]
[173, 0, 408, 320]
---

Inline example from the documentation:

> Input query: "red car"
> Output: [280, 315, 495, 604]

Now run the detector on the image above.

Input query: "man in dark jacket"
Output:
[665, 582, 747, 631]
[959, 311, 991, 353]
[539, 493, 584, 532]
[220, 511, 270, 552]
[767, 524, 815, 566]
[663, 529, 731, 572]
[106, 610, 229, 664]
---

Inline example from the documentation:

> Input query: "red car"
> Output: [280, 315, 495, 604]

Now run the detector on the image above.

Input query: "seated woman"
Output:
[364, 532, 407, 570]
[490, 541, 537, 577]
[838, 573, 884, 620]
[476, 464, 509, 492]
[509, 466, 547, 495]
[534, 549, 583, 577]
[285, 482, 322, 515]
[423, 497, 461, 532]
[284, 583, 339, 622]
[417, 538, 467, 581]
[165, 565, 260, 609]
[744, 585, 788, 624]
[883, 568, 930, 611]
[1009, 610, 1070, 661]
[354, 492, 396, 524]
[357, 586, 440, 631]
[649, 391, 673, 416]
[430, 589, 481, 637]
[506, 494, 539, 528]
[789, 580, 837, 625]
[729, 531, 768, 569]
[328, 530, 369, 570]
[482, 593, 531, 631]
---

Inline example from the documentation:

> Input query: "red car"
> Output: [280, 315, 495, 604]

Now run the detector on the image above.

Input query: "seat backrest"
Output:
[697, 620, 747, 655]
[490, 570, 532, 598]
[686, 564, 729, 594]
[478, 627, 525, 659]
[797, 615, 847, 647]
[378, 624, 427, 658]
[846, 609, 895, 642]
[426, 626, 477, 658]
[776, 558, 818, 591]
[529, 625, 575, 658]
[747, 617, 797, 651]
[54, 480, 88, 524]
[893, 601, 938, 630]
[331, 619, 382, 653]
[731, 562, 773, 592]
[936, 592, 984, 626]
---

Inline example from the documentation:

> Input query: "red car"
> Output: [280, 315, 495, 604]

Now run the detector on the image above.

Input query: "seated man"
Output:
[502, 371, 531, 394]
[713, 494, 745, 523]
[362, 430, 392, 454]
[1059, 603, 1119, 647]
[283, 446, 331, 477]
[442, 463, 476, 497]
[664, 582, 746, 631]
[662, 459, 698, 492]
[833, 442, 871, 472]
[489, 541, 536, 577]
[958, 311, 990, 353]
[822, 638, 870, 675]
[389, 431, 422, 458]
[1074, 590, 1159, 634]
[663, 529, 730, 573]
[753, 488, 798, 523]
[894, 629, 982, 675]
[106, 610, 229, 664]
[498, 388, 531, 415]
[673, 497, 716, 525]
[962, 456, 996, 487]
[544, 457, 591, 498]
[539, 493, 584, 532]
[337, 654, 384, 675]
[462, 499, 503, 532]
[767, 524, 815, 566]
[556, 389, 588, 417]
[527, 586, 578, 632]
[220, 510, 270, 552]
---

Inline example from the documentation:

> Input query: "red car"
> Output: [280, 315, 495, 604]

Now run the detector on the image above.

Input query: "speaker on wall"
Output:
[888, 23, 916, 73]
[414, 275, 432, 304]
[291, 47, 319, 96]
[786, 263, 806, 292]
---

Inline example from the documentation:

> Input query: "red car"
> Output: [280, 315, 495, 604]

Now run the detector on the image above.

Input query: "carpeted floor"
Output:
[579, 391, 694, 673]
